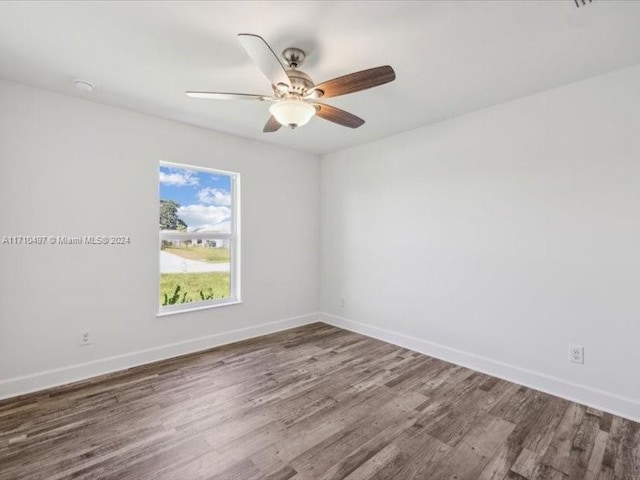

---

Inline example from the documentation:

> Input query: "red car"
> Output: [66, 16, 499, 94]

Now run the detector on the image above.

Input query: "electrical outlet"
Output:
[80, 330, 92, 347]
[569, 344, 584, 364]
[340, 298, 345, 308]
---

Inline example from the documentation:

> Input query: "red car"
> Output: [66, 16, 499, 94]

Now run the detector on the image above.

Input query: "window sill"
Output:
[156, 300, 242, 317]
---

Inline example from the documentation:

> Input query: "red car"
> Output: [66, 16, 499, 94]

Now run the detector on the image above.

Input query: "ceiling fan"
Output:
[186, 34, 396, 132]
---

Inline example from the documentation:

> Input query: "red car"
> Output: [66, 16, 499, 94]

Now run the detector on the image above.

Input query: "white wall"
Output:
[0, 80, 320, 397]
[320, 65, 640, 420]
[3, 64, 640, 421]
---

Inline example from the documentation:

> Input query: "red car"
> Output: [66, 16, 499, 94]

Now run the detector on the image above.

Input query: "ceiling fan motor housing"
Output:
[286, 69, 314, 95]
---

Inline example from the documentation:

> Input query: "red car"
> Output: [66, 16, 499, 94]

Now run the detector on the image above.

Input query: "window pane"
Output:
[160, 238, 231, 305]
[159, 163, 235, 308]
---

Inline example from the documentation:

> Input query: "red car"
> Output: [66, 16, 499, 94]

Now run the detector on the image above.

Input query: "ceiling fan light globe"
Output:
[269, 100, 315, 128]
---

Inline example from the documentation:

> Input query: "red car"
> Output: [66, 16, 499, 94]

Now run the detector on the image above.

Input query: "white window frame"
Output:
[158, 161, 241, 316]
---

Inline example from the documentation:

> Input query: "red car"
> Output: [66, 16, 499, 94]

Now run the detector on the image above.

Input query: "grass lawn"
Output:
[160, 272, 230, 305]
[164, 246, 230, 263]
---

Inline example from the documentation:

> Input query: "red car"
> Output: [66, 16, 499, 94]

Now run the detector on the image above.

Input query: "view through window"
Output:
[159, 162, 239, 312]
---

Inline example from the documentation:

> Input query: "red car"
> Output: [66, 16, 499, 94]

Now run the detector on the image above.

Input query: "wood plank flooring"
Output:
[1, 323, 638, 479]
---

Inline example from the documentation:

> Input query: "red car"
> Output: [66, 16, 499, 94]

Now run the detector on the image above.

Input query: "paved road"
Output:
[160, 251, 230, 273]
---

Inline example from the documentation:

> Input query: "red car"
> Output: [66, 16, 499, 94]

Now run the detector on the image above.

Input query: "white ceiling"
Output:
[1, 1, 640, 155]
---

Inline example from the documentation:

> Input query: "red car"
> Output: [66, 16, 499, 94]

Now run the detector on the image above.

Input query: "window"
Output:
[159, 161, 240, 314]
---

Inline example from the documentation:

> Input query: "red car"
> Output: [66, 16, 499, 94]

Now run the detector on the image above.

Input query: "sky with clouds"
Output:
[159, 165, 232, 231]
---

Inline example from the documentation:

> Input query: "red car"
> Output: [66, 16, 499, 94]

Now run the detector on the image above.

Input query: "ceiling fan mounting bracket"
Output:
[282, 47, 306, 69]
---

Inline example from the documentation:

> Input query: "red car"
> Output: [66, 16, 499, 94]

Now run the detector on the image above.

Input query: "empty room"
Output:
[1, 1, 639, 479]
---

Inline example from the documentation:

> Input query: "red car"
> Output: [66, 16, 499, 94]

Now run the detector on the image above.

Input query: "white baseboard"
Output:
[0, 312, 320, 401]
[319, 312, 640, 423]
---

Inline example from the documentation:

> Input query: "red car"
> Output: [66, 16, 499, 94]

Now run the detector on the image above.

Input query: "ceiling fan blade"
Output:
[237, 33, 291, 88]
[313, 103, 365, 129]
[263, 115, 282, 133]
[186, 91, 268, 101]
[311, 66, 395, 99]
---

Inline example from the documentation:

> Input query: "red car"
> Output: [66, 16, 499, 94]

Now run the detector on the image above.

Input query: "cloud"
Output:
[198, 187, 231, 206]
[178, 204, 231, 229]
[159, 169, 199, 186]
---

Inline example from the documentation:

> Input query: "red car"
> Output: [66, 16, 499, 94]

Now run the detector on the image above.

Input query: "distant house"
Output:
[160, 221, 231, 249]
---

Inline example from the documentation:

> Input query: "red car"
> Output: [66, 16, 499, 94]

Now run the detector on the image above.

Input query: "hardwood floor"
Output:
[0, 323, 638, 480]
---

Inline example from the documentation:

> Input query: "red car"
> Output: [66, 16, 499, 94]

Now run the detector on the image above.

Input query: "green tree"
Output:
[159, 199, 187, 231]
